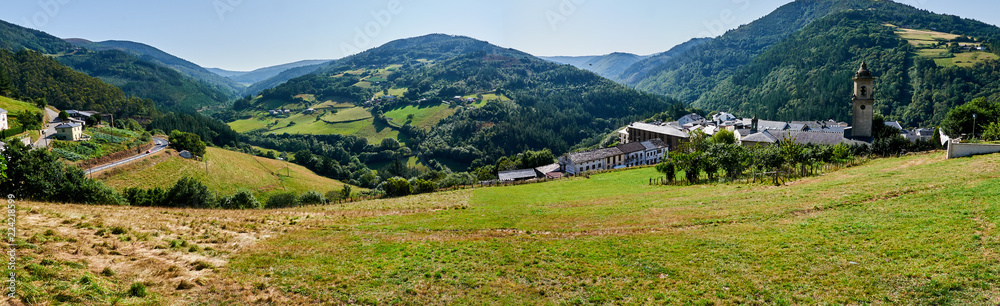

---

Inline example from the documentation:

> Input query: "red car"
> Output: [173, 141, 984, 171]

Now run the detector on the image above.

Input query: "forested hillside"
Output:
[73, 40, 246, 100]
[0, 19, 231, 111]
[619, 0, 1000, 128]
[0, 49, 155, 119]
[687, 2, 1000, 127]
[231, 34, 679, 172]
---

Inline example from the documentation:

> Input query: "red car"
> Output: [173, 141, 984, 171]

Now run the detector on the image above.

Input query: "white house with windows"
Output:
[560, 139, 668, 175]
[0, 107, 8, 131]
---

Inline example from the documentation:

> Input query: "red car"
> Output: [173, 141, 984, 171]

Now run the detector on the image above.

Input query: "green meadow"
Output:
[208, 151, 1000, 304]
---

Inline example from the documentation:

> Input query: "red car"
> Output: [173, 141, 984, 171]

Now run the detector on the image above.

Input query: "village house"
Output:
[0, 107, 8, 131]
[560, 140, 667, 175]
[618, 122, 688, 150]
[55, 122, 83, 141]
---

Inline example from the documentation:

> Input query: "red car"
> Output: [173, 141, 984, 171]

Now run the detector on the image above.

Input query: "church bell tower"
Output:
[852, 61, 875, 139]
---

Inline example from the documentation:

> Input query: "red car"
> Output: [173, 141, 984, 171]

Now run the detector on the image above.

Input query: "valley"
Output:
[3, 0, 1000, 304]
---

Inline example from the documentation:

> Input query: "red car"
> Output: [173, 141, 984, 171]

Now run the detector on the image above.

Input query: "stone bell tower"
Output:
[851, 61, 875, 139]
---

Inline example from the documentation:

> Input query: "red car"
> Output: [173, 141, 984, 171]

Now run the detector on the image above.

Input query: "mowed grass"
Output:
[99, 147, 346, 201]
[383, 104, 457, 129]
[215, 152, 1000, 304]
[321, 106, 372, 123]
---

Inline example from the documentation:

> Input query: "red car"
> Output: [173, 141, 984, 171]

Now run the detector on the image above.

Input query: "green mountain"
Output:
[0, 49, 155, 120]
[0, 19, 230, 111]
[234, 34, 679, 169]
[623, 0, 1000, 127]
[68, 39, 246, 99]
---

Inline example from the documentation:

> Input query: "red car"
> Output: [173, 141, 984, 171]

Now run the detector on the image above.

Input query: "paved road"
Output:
[32, 107, 60, 149]
[84, 137, 169, 175]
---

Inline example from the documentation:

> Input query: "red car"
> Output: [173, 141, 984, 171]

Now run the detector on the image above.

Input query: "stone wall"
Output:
[947, 140, 1000, 159]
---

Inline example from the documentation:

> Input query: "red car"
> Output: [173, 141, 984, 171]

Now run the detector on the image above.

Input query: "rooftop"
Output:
[770, 130, 868, 146]
[642, 139, 668, 150]
[566, 147, 623, 164]
[55, 122, 82, 129]
[628, 122, 689, 139]
[0, 107, 6, 114]
[534, 163, 561, 174]
[498, 169, 538, 181]
[616, 142, 647, 154]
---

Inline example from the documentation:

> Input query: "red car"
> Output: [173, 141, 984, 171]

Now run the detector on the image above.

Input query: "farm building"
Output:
[498, 169, 539, 182]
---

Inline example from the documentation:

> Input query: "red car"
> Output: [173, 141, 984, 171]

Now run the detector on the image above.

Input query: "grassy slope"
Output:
[383, 104, 457, 129]
[225, 152, 1000, 304]
[98, 147, 346, 201]
[894, 25, 999, 68]
[18, 152, 1000, 304]
[0, 96, 38, 114]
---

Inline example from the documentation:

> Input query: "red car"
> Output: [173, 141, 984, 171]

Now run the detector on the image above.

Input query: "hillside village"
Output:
[495, 62, 947, 184]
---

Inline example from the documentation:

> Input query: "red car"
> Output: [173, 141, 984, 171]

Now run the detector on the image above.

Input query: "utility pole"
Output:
[973, 113, 978, 139]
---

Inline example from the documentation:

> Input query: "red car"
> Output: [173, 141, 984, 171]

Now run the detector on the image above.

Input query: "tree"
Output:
[982, 121, 1000, 141]
[16, 111, 43, 130]
[340, 184, 353, 200]
[168, 130, 207, 157]
[221, 190, 261, 210]
[383, 177, 411, 197]
[941, 98, 999, 137]
[299, 191, 327, 205]
[34, 97, 46, 109]
[266, 192, 300, 208]
[709, 130, 736, 145]
[164, 177, 216, 208]
[58, 110, 69, 121]
[655, 160, 676, 183]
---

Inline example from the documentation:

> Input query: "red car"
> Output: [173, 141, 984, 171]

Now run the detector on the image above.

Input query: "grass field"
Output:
[20, 151, 1000, 304]
[0, 96, 39, 114]
[383, 104, 458, 129]
[890, 25, 998, 68]
[98, 147, 346, 201]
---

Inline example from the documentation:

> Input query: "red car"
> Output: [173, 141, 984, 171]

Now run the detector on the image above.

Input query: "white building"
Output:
[0, 107, 7, 131]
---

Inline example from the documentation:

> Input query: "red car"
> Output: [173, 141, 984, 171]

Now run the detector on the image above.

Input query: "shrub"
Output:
[436, 172, 476, 189]
[411, 179, 436, 194]
[129, 283, 147, 298]
[298, 191, 327, 205]
[164, 177, 217, 208]
[383, 177, 411, 197]
[221, 190, 261, 210]
[265, 192, 300, 209]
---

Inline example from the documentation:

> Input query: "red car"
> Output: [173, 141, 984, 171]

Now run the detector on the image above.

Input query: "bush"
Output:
[129, 283, 147, 298]
[411, 179, 436, 194]
[298, 191, 327, 205]
[436, 172, 475, 189]
[220, 190, 261, 209]
[164, 177, 217, 208]
[265, 192, 300, 209]
[383, 177, 411, 197]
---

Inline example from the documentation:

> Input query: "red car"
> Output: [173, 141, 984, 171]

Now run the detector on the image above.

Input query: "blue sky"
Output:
[1, 0, 997, 71]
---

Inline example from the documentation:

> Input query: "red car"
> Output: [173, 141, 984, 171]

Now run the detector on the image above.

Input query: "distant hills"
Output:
[212, 59, 332, 85]
[541, 37, 711, 83]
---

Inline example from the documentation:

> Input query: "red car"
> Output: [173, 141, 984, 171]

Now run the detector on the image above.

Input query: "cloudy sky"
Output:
[1, 0, 996, 71]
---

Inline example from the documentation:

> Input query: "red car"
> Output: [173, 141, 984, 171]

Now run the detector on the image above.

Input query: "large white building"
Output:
[560, 139, 667, 175]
